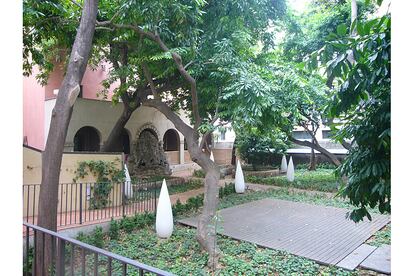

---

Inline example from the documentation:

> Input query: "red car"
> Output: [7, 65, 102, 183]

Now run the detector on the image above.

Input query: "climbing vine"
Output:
[73, 159, 125, 209]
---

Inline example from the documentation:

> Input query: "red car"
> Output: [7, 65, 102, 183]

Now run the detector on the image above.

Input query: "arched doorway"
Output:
[73, 126, 100, 151]
[121, 129, 130, 154]
[112, 128, 131, 154]
[163, 129, 179, 151]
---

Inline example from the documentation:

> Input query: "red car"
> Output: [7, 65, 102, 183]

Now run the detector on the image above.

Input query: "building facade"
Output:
[23, 62, 234, 175]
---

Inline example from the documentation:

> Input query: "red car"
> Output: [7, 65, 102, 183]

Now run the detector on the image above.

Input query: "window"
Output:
[220, 130, 226, 141]
[74, 126, 100, 151]
[322, 130, 333, 139]
[163, 129, 180, 151]
[292, 131, 312, 140]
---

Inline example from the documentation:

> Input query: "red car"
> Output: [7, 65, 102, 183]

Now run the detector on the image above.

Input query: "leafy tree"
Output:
[25, 0, 99, 274]
[23, 0, 81, 84]
[236, 128, 290, 170]
[309, 12, 391, 221]
[94, 0, 287, 266]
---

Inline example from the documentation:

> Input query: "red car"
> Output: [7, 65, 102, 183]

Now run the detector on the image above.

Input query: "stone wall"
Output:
[128, 129, 171, 176]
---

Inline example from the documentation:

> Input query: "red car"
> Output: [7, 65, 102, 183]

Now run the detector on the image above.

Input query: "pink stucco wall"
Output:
[23, 67, 45, 150]
[23, 61, 118, 150]
[81, 63, 117, 100]
[43, 61, 117, 101]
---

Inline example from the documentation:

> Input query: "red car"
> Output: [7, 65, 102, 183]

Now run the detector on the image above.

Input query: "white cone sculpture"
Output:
[235, 160, 246, 193]
[156, 179, 173, 238]
[287, 156, 295, 182]
[124, 164, 133, 199]
[210, 150, 215, 162]
[280, 155, 288, 173]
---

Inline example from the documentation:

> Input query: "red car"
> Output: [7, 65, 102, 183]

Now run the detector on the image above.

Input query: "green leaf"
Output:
[357, 22, 365, 36]
[336, 24, 347, 36]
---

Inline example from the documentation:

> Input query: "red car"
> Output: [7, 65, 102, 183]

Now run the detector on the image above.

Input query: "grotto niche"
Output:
[128, 128, 171, 176]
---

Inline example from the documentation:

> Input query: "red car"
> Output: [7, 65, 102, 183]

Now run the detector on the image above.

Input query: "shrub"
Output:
[109, 218, 120, 240]
[76, 226, 105, 248]
[246, 169, 340, 192]
[90, 227, 105, 248]
[192, 169, 206, 178]
[296, 162, 337, 170]
[236, 130, 289, 170]
[219, 183, 236, 198]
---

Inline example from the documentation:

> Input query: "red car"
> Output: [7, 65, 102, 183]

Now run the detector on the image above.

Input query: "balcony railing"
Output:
[23, 222, 174, 275]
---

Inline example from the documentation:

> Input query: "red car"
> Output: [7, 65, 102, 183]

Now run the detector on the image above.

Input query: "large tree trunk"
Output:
[101, 106, 134, 152]
[309, 140, 317, 170]
[290, 137, 341, 167]
[35, 0, 98, 274]
[143, 100, 221, 267]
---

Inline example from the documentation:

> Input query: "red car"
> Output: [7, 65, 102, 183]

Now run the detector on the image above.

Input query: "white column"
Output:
[179, 140, 185, 164]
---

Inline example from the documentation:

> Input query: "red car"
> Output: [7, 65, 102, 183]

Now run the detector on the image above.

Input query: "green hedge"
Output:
[247, 169, 341, 192]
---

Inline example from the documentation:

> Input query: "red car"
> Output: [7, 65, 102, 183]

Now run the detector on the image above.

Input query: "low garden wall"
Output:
[23, 145, 123, 184]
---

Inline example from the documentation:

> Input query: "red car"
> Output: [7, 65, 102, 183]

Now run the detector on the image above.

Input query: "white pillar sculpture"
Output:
[124, 164, 133, 199]
[235, 160, 246, 193]
[156, 179, 174, 238]
[210, 150, 215, 162]
[287, 156, 295, 182]
[280, 154, 288, 172]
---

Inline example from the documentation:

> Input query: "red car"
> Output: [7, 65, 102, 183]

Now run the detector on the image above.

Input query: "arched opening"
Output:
[74, 126, 100, 152]
[140, 128, 158, 140]
[163, 129, 179, 151]
[111, 128, 131, 154]
[121, 129, 130, 154]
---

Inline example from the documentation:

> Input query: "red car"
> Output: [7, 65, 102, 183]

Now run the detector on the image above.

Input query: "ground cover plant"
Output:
[366, 223, 391, 247]
[247, 168, 341, 192]
[70, 184, 387, 275]
[124, 179, 204, 205]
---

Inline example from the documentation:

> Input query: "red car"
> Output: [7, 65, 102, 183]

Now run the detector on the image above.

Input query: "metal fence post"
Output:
[154, 181, 157, 213]
[57, 239, 66, 276]
[122, 182, 125, 217]
[79, 183, 83, 224]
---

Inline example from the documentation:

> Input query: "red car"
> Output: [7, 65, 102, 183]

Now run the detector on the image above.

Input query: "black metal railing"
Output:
[23, 178, 184, 227]
[23, 222, 174, 276]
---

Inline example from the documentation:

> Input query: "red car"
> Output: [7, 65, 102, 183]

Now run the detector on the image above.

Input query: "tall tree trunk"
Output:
[351, 0, 358, 35]
[309, 140, 317, 170]
[101, 105, 135, 152]
[348, 0, 358, 63]
[143, 100, 221, 267]
[290, 137, 341, 167]
[36, 0, 98, 274]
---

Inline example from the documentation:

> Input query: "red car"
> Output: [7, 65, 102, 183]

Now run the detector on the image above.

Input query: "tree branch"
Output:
[69, 0, 82, 9]
[98, 22, 202, 129]
[142, 62, 159, 99]
[289, 136, 341, 166]
[142, 99, 194, 138]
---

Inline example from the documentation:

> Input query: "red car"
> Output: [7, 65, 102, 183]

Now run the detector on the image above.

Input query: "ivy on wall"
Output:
[73, 159, 125, 209]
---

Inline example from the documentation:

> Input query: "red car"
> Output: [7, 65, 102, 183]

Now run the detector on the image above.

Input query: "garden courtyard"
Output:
[62, 168, 391, 275]
[21, 0, 392, 275]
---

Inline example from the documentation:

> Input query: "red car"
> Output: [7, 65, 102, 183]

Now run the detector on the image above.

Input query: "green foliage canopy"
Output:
[309, 13, 391, 222]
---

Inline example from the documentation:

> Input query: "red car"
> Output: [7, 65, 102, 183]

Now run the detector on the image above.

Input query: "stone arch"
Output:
[163, 129, 180, 151]
[128, 123, 170, 176]
[136, 123, 161, 142]
[73, 126, 101, 152]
